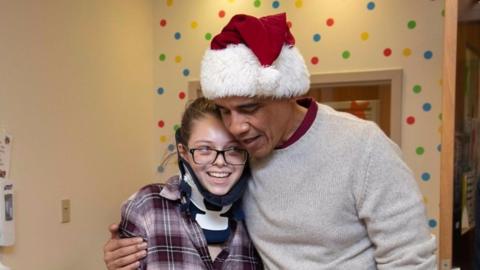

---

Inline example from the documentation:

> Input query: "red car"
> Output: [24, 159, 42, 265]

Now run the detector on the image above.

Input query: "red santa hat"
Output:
[200, 13, 310, 99]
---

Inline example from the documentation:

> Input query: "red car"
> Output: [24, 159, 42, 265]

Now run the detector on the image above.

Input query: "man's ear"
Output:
[177, 144, 188, 160]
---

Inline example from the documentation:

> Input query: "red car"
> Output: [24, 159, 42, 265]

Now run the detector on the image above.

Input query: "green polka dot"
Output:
[416, 147, 425, 155]
[253, 0, 261, 7]
[413, 85, 422, 94]
[173, 124, 180, 131]
[205, 33, 212, 40]
[441, 9, 445, 17]
[342, 50, 351, 59]
[438, 113, 442, 120]
[159, 54, 166, 61]
[407, 20, 416, 29]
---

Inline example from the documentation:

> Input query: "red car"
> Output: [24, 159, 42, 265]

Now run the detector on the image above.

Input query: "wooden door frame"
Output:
[440, 0, 458, 269]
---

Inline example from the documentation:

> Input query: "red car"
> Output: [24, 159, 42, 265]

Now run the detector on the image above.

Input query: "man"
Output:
[104, 13, 437, 269]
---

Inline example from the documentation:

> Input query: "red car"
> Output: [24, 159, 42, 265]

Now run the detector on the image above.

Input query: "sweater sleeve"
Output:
[356, 124, 437, 269]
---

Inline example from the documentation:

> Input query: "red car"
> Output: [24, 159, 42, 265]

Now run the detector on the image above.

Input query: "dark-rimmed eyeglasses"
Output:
[188, 146, 248, 166]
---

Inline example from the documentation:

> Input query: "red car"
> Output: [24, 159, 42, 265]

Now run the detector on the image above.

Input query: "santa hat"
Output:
[200, 13, 310, 99]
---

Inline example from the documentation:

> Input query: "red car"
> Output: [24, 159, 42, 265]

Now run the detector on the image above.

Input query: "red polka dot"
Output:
[406, 116, 415, 125]
[179, 91, 186, 100]
[218, 10, 226, 18]
[311, 56, 319, 65]
[160, 19, 167, 27]
[383, 48, 392, 57]
[326, 18, 334, 27]
[287, 21, 292, 28]
[158, 120, 165, 128]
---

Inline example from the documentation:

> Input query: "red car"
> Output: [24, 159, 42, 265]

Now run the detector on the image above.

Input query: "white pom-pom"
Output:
[256, 66, 280, 96]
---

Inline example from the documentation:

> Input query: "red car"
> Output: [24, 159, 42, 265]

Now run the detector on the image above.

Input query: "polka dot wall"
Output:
[153, 0, 444, 237]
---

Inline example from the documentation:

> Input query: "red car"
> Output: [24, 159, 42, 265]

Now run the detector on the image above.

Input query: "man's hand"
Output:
[103, 223, 147, 270]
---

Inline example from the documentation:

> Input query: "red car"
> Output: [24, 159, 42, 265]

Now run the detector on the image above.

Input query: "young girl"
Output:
[117, 97, 263, 269]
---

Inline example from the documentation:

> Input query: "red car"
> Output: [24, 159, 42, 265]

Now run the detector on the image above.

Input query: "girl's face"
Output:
[179, 114, 246, 196]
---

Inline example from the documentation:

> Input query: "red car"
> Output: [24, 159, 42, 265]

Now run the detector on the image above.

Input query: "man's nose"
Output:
[228, 112, 250, 136]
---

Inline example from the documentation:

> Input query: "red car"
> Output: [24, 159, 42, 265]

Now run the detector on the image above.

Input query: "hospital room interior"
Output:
[0, 0, 479, 269]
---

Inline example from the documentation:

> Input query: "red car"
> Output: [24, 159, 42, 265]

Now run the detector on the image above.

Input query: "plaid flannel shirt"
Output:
[120, 176, 263, 270]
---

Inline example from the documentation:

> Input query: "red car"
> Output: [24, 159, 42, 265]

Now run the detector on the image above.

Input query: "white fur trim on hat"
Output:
[200, 44, 310, 99]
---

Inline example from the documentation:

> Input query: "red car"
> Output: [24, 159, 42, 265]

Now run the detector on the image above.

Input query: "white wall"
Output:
[0, 1, 155, 269]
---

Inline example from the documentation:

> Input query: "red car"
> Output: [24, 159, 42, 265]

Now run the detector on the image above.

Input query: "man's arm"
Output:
[103, 223, 147, 270]
[356, 124, 437, 269]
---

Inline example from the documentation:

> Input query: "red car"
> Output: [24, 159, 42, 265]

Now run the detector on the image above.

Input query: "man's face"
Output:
[214, 96, 295, 159]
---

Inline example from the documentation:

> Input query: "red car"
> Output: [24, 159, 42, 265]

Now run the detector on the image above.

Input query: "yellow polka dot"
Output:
[360, 32, 369, 41]
[423, 196, 428, 204]
[166, 0, 173, 7]
[191, 21, 198, 29]
[438, 79, 443, 86]
[295, 0, 303, 8]
[228, 0, 235, 3]
[175, 56, 182, 63]
[160, 135, 167, 143]
[403, 48, 412, 57]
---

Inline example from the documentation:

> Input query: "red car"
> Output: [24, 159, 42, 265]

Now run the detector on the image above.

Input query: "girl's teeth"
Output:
[208, 172, 230, 178]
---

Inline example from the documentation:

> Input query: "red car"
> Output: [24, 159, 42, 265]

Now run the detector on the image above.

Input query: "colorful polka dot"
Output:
[254, 0, 261, 8]
[311, 56, 319, 65]
[428, 219, 437, 228]
[205, 33, 212, 40]
[166, 0, 174, 7]
[326, 18, 335, 27]
[157, 87, 165, 95]
[421, 172, 431, 181]
[413, 84, 422, 94]
[423, 102, 432, 112]
[295, 0, 303, 8]
[361, 32, 369, 41]
[437, 144, 442, 152]
[406, 116, 415, 125]
[441, 9, 445, 17]
[173, 124, 180, 131]
[342, 50, 351, 59]
[407, 20, 417, 29]
[424, 50, 433, 59]
[168, 144, 175, 152]
[416, 147, 425, 155]
[423, 196, 428, 204]
[160, 19, 167, 27]
[218, 10, 226, 18]
[179, 91, 186, 99]
[383, 48, 392, 57]
[228, 0, 235, 3]
[182, 68, 190, 77]
[367, 2, 375, 10]
[191, 21, 198, 29]
[402, 48, 412, 57]
[158, 120, 165, 128]
[159, 54, 166, 61]
[313, 33, 321, 42]
[157, 165, 165, 173]
[160, 135, 167, 143]
[174, 32, 181, 40]
[175, 56, 182, 63]
[438, 113, 442, 120]
[272, 1, 280, 8]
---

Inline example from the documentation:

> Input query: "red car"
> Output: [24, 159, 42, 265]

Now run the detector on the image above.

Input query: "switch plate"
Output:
[61, 199, 70, 223]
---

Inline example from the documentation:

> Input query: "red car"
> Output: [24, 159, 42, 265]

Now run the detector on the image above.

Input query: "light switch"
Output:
[61, 199, 70, 223]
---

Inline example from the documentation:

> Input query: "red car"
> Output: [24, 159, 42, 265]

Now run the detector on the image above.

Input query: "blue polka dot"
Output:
[157, 165, 164, 173]
[313, 33, 321, 42]
[437, 144, 441, 152]
[174, 32, 181, 40]
[424, 50, 433, 59]
[168, 144, 175, 152]
[423, 103, 432, 112]
[428, 219, 437, 228]
[182, 68, 190, 77]
[367, 1, 375, 10]
[421, 172, 431, 181]
[157, 87, 165, 95]
[272, 1, 280, 8]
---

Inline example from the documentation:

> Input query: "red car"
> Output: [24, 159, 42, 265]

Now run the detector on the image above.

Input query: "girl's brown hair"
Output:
[178, 97, 221, 145]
